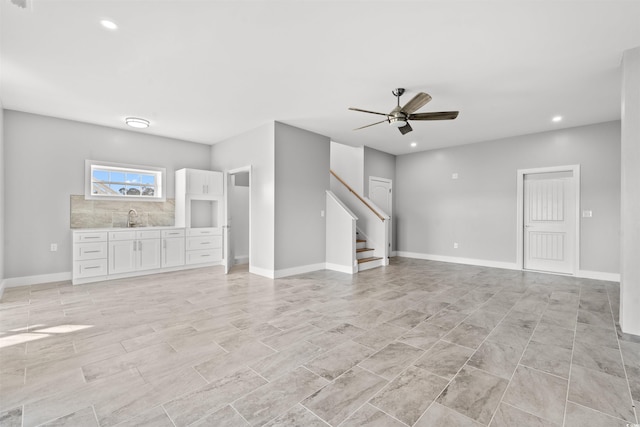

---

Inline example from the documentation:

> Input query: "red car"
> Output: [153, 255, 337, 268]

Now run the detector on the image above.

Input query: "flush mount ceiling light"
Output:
[100, 19, 118, 30]
[552, 115, 563, 123]
[410, 142, 417, 147]
[125, 117, 149, 129]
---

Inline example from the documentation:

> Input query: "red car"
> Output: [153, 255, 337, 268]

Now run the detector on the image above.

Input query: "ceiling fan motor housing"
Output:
[389, 107, 407, 127]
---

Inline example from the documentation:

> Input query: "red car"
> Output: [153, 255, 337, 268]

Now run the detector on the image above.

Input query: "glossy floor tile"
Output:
[1, 258, 639, 426]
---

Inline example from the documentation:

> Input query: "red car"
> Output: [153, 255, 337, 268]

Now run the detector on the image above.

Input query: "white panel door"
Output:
[523, 171, 576, 274]
[369, 176, 392, 254]
[223, 172, 233, 274]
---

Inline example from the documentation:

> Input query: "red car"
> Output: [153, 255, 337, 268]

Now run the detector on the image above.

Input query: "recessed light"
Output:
[410, 142, 417, 147]
[552, 115, 563, 123]
[125, 117, 149, 129]
[100, 19, 118, 30]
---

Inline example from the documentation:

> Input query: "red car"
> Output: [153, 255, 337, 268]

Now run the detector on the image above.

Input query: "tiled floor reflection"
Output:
[1, 258, 638, 426]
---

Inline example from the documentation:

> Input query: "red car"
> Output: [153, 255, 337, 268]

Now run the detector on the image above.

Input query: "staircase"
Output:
[356, 232, 383, 271]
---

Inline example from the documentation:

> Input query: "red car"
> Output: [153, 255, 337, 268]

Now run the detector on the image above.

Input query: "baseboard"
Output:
[4, 271, 72, 288]
[577, 270, 620, 282]
[0, 279, 6, 300]
[396, 251, 519, 271]
[396, 251, 620, 281]
[249, 265, 275, 279]
[326, 262, 357, 275]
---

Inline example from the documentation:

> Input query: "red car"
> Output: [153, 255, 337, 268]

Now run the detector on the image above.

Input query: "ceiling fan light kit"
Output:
[349, 88, 459, 135]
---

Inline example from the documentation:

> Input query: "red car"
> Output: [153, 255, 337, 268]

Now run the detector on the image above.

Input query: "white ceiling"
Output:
[2, 1, 639, 155]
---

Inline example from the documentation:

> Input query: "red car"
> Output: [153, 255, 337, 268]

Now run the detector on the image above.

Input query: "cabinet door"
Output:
[109, 240, 136, 274]
[138, 239, 161, 271]
[208, 171, 224, 196]
[162, 237, 185, 268]
[187, 170, 208, 196]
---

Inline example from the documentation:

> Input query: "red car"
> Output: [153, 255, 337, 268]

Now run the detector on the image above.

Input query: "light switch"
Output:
[582, 210, 593, 218]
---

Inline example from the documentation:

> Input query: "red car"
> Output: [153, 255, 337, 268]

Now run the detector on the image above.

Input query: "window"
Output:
[85, 160, 166, 201]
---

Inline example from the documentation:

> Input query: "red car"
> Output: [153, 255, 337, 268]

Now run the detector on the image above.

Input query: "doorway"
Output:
[516, 165, 580, 275]
[224, 166, 251, 274]
[368, 176, 392, 255]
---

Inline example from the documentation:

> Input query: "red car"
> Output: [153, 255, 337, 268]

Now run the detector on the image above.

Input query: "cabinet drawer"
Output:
[187, 235, 222, 250]
[109, 231, 136, 241]
[74, 231, 107, 243]
[161, 229, 185, 238]
[186, 248, 222, 265]
[187, 228, 219, 237]
[74, 242, 107, 261]
[136, 230, 161, 240]
[75, 259, 108, 278]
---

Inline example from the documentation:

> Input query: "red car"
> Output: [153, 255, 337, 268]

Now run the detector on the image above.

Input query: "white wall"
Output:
[3, 111, 212, 280]
[620, 46, 640, 335]
[330, 141, 363, 194]
[210, 123, 275, 274]
[0, 107, 5, 297]
[396, 121, 621, 275]
[274, 122, 330, 272]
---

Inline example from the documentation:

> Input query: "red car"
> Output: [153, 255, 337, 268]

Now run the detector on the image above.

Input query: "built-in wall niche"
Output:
[191, 200, 218, 228]
[175, 168, 225, 229]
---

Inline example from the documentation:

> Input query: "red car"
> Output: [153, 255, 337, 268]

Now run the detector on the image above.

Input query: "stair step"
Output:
[356, 247, 374, 253]
[357, 256, 382, 264]
[356, 239, 366, 243]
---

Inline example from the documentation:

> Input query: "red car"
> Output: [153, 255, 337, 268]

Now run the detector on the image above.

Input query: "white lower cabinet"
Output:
[162, 229, 185, 268]
[73, 231, 108, 280]
[108, 230, 162, 274]
[72, 227, 217, 285]
[186, 228, 222, 265]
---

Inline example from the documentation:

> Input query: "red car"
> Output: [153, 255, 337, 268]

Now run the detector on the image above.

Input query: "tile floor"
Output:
[0, 258, 639, 426]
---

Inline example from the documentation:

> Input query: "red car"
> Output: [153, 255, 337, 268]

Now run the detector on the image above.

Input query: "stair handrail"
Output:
[330, 169, 385, 222]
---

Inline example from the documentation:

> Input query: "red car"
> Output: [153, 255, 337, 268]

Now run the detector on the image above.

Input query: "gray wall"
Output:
[4, 111, 211, 279]
[364, 146, 396, 251]
[210, 123, 275, 273]
[396, 121, 621, 274]
[330, 141, 363, 194]
[274, 122, 330, 270]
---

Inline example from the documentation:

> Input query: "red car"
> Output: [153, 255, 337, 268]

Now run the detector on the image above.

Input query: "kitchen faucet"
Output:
[127, 209, 138, 228]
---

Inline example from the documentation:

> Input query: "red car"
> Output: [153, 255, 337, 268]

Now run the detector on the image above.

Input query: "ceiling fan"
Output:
[349, 88, 459, 135]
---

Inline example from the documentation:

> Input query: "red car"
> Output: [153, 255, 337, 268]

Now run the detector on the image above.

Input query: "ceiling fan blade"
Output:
[354, 119, 388, 130]
[349, 107, 388, 117]
[409, 111, 459, 121]
[398, 122, 413, 135]
[401, 92, 432, 114]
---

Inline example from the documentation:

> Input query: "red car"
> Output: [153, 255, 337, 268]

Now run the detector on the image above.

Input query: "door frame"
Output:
[516, 164, 580, 274]
[368, 176, 393, 255]
[224, 165, 252, 273]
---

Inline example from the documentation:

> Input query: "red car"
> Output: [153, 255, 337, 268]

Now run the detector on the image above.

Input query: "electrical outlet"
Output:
[453, 242, 459, 249]
[452, 173, 459, 180]
[50, 243, 58, 252]
[320, 210, 325, 217]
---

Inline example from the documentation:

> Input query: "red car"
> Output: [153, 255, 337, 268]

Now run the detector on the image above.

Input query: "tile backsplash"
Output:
[70, 195, 175, 229]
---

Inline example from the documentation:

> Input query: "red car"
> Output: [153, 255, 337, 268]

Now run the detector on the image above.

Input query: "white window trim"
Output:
[85, 160, 166, 202]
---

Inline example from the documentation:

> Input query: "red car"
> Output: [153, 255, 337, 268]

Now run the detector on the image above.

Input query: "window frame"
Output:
[85, 160, 166, 202]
